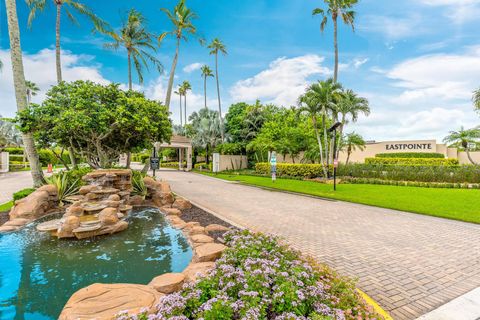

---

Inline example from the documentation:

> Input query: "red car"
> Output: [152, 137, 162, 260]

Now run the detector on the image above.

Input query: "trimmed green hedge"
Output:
[343, 177, 480, 189]
[365, 157, 458, 166]
[2, 147, 23, 154]
[194, 162, 212, 171]
[338, 163, 480, 183]
[13, 188, 36, 201]
[375, 152, 445, 158]
[255, 162, 333, 178]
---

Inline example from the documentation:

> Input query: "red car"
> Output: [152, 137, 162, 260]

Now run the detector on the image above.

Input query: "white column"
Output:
[187, 146, 192, 171]
[178, 148, 183, 170]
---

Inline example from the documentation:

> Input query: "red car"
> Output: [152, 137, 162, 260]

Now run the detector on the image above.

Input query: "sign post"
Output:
[270, 151, 277, 182]
[150, 147, 160, 178]
[212, 153, 220, 174]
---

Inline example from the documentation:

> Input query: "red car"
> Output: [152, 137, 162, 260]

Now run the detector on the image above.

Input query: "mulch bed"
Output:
[0, 211, 9, 226]
[179, 205, 238, 242]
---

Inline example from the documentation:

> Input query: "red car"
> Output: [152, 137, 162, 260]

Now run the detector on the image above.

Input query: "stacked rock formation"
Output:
[36, 170, 133, 239]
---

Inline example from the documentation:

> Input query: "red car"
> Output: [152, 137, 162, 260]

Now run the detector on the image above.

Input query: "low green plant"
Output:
[365, 157, 458, 166]
[256, 162, 333, 178]
[343, 177, 479, 189]
[375, 152, 444, 159]
[0, 201, 13, 212]
[132, 171, 147, 197]
[215, 142, 244, 155]
[13, 188, 36, 201]
[194, 162, 212, 171]
[45, 171, 81, 206]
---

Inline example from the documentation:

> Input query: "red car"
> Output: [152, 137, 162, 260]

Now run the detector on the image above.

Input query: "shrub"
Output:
[194, 162, 212, 171]
[132, 171, 147, 197]
[256, 163, 333, 178]
[365, 157, 458, 166]
[3, 147, 23, 154]
[215, 142, 244, 155]
[45, 171, 82, 206]
[130, 231, 381, 320]
[63, 167, 93, 186]
[343, 177, 479, 189]
[375, 152, 444, 159]
[13, 188, 36, 201]
[338, 163, 480, 183]
[8, 154, 24, 162]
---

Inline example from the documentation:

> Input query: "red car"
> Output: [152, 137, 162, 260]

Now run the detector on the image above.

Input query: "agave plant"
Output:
[45, 171, 80, 206]
[132, 170, 147, 197]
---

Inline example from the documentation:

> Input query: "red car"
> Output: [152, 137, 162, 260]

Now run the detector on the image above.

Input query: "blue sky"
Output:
[1, 0, 479, 141]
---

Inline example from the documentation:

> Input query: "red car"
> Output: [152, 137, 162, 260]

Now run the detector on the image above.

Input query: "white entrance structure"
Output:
[156, 135, 193, 171]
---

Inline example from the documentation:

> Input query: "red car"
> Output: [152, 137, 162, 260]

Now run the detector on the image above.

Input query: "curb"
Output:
[357, 289, 394, 320]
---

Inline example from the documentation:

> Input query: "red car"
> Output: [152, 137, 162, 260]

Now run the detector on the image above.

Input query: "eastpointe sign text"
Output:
[385, 143, 433, 151]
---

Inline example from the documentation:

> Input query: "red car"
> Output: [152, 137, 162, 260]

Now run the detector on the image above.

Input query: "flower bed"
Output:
[126, 231, 382, 320]
[364, 157, 458, 166]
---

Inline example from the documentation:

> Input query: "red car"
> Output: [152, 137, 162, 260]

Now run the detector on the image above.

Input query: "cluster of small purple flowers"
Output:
[125, 230, 382, 320]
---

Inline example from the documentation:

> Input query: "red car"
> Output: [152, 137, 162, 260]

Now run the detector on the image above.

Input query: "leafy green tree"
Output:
[335, 88, 369, 156]
[5, 0, 44, 186]
[160, 0, 198, 111]
[208, 38, 227, 141]
[104, 9, 162, 90]
[0, 116, 23, 147]
[443, 126, 480, 165]
[180, 80, 192, 126]
[189, 108, 222, 164]
[201, 65, 214, 109]
[341, 132, 365, 164]
[474, 88, 480, 112]
[313, 0, 358, 82]
[18, 81, 171, 168]
[26, 0, 107, 83]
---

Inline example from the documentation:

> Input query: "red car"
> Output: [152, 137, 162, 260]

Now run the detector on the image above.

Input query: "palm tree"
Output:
[189, 108, 222, 165]
[342, 132, 365, 164]
[160, 0, 198, 111]
[443, 126, 480, 165]
[26, 0, 107, 84]
[174, 88, 184, 128]
[473, 88, 480, 112]
[5, 0, 44, 186]
[200, 65, 214, 109]
[103, 9, 162, 90]
[180, 81, 192, 127]
[313, 0, 358, 83]
[25, 80, 40, 105]
[335, 88, 369, 157]
[208, 38, 227, 141]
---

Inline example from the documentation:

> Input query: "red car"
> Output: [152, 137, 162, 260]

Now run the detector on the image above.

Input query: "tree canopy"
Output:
[18, 80, 171, 168]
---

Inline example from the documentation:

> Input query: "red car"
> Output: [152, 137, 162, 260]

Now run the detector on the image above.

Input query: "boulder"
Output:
[102, 200, 120, 208]
[191, 234, 214, 244]
[205, 224, 230, 233]
[57, 216, 81, 238]
[153, 192, 174, 207]
[171, 220, 187, 230]
[172, 197, 192, 210]
[0, 225, 18, 233]
[9, 190, 50, 220]
[98, 208, 119, 225]
[59, 283, 163, 320]
[188, 226, 206, 236]
[85, 193, 98, 200]
[79, 185, 96, 195]
[3, 218, 30, 227]
[160, 207, 181, 216]
[128, 195, 144, 206]
[158, 181, 172, 193]
[65, 206, 84, 217]
[149, 273, 185, 294]
[75, 221, 128, 239]
[108, 194, 121, 201]
[37, 184, 58, 195]
[183, 262, 215, 282]
[194, 243, 227, 262]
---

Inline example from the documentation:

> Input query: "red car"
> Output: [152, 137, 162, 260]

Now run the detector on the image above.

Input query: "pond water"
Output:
[0, 207, 192, 320]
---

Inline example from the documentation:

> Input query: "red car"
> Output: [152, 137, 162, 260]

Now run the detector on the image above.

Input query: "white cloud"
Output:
[229, 55, 331, 107]
[419, 0, 480, 24]
[183, 62, 203, 74]
[0, 48, 108, 117]
[358, 14, 426, 40]
[339, 58, 369, 71]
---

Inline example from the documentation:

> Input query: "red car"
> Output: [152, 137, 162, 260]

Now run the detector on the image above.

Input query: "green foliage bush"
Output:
[13, 188, 36, 201]
[194, 162, 212, 171]
[343, 177, 480, 189]
[8, 154, 24, 162]
[63, 167, 93, 186]
[130, 230, 381, 320]
[215, 142, 244, 155]
[338, 163, 480, 183]
[365, 157, 458, 166]
[375, 152, 444, 158]
[132, 171, 147, 196]
[3, 147, 23, 154]
[255, 162, 333, 178]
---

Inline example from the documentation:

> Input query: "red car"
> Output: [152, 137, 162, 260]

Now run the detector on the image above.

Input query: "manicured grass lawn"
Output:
[200, 172, 480, 224]
[0, 201, 13, 212]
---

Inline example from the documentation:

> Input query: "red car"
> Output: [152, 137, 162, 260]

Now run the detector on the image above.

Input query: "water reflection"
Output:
[0, 207, 192, 320]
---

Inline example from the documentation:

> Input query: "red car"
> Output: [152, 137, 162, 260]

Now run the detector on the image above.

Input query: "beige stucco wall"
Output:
[457, 151, 480, 165]
[219, 155, 248, 171]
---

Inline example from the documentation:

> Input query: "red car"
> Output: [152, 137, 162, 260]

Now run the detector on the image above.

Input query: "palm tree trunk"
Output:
[127, 51, 132, 90]
[346, 150, 351, 165]
[184, 94, 187, 127]
[179, 93, 183, 128]
[165, 37, 180, 111]
[312, 116, 327, 177]
[322, 110, 329, 170]
[466, 149, 478, 165]
[336, 115, 346, 158]
[55, 2, 62, 83]
[333, 15, 338, 83]
[204, 75, 207, 109]
[214, 53, 225, 142]
[5, 0, 44, 187]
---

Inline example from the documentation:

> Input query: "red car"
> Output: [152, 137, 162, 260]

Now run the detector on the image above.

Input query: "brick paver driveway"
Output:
[159, 170, 480, 320]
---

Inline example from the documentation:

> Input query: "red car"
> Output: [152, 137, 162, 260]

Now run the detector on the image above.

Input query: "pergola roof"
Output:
[156, 135, 192, 148]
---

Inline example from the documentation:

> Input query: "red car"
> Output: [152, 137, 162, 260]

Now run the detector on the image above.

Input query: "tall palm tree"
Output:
[26, 0, 107, 84]
[181, 80, 192, 126]
[335, 88, 369, 157]
[200, 65, 214, 109]
[174, 88, 183, 127]
[25, 80, 40, 105]
[5, 0, 44, 186]
[474, 88, 480, 112]
[313, 0, 358, 83]
[189, 108, 222, 165]
[160, 0, 198, 111]
[342, 132, 365, 164]
[443, 126, 480, 165]
[103, 9, 162, 90]
[208, 38, 227, 141]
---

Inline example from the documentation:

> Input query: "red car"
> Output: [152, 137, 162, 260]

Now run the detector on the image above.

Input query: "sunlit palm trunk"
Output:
[466, 149, 478, 165]
[312, 117, 327, 177]
[203, 75, 207, 109]
[127, 51, 132, 90]
[5, 0, 44, 187]
[179, 93, 183, 127]
[184, 94, 187, 127]
[333, 15, 338, 83]
[165, 37, 180, 111]
[214, 53, 224, 142]
[55, 2, 62, 83]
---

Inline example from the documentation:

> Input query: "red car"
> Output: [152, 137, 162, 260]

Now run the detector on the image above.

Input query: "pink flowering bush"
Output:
[128, 231, 382, 320]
